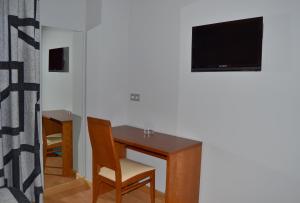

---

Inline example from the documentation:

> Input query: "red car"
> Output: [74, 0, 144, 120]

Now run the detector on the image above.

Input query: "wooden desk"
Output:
[112, 126, 202, 203]
[42, 110, 73, 177]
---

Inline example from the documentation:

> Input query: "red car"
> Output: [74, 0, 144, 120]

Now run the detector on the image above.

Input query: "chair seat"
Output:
[47, 133, 62, 145]
[99, 158, 154, 182]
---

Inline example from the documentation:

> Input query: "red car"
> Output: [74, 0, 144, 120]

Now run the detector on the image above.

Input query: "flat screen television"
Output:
[191, 17, 263, 72]
[49, 47, 69, 72]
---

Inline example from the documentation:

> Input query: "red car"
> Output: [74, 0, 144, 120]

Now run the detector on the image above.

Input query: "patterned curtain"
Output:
[0, 0, 43, 202]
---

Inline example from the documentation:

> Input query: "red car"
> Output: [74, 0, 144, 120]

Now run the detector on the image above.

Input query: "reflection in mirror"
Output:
[41, 26, 85, 189]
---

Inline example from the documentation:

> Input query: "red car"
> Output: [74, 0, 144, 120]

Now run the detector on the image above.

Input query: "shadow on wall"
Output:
[72, 114, 82, 172]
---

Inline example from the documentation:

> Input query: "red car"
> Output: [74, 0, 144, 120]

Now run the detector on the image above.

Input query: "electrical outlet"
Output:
[130, 93, 140, 102]
[135, 94, 140, 101]
[130, 94, 135, 101]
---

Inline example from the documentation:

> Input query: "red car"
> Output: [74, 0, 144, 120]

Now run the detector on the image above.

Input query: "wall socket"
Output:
[130, 93, 140, 102]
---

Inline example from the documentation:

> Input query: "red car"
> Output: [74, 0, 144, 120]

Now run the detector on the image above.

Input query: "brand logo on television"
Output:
[219, 65, 228, 68]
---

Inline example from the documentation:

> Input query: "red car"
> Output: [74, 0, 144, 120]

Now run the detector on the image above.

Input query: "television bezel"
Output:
[191, 17, 263, 72]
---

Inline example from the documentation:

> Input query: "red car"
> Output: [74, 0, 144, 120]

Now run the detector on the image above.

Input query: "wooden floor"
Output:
[44, 178, 164, 203]
[44, 157, 75, 189]
[44, 157, 165, 203]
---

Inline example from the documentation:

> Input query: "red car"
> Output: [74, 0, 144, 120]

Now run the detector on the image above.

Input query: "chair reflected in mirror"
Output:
[42, 117, 63, 174]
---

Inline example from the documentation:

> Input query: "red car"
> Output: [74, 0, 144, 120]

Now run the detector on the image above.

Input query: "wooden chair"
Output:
[87, 117, 155, 203]
[42, 116, 63, 170]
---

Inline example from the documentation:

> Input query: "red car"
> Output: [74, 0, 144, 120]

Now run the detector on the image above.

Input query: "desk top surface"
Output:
[112, 125, 202, 156]
[42, 110, 72, 122]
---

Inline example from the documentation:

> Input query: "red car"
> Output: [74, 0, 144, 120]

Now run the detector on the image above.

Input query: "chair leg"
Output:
[92, 180, 99, 203]
[92, 162, 99, 203]
[150, 171, 155, 203]
[116, 187, 122, 203]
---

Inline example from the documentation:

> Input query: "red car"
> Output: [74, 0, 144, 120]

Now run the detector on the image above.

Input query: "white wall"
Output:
[84, 0, 300, 202]
[85, 0, 130, 180]
[126, 0, 192, 192]
[40, 0, 86, 31]
[41, 0, 103, 31]
[85, 0, 187, 191]
[42, 27, 74, 111]
[127, 0, 185, 137]
[72, 31, 86, 175]
[178, 0, 300, 203]
[86, 0, 102, 30]
[124, 0, 300, 201]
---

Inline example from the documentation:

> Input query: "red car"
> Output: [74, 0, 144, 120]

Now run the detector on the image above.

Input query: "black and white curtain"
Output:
[0, 0, 42, 202]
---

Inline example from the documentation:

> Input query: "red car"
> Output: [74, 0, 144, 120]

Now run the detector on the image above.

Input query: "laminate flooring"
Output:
[44, 157, 75, 189]
[44, 157, 165, 203]
[44, 178, 165, 203]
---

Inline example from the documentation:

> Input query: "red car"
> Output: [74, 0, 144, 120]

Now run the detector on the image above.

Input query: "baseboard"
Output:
[75, 172, 92, 186]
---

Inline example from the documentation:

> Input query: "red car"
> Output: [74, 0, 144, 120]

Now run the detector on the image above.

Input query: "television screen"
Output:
[191, 17, 263, 72]
[49, 47, 69, 72]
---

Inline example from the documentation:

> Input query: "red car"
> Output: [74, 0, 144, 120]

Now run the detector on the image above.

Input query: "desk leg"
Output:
[62, 121, 73, 177]
[166, 144, 202, 203]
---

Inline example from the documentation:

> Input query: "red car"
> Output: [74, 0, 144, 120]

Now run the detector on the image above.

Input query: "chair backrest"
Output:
[42, 117, 62, 137]
[42, 117, 62, 168]
[87, 117, 121, 175]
